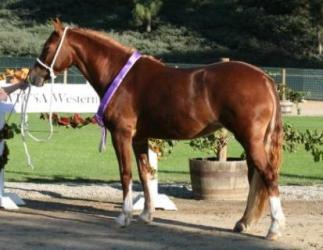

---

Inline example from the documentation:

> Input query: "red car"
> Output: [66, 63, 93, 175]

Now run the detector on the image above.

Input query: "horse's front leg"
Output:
[133, 140, 155, 223]
[111, 130, 134, 227]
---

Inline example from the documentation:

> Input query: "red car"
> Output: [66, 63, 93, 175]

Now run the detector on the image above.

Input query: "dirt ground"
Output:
[0, 194, 322, 250]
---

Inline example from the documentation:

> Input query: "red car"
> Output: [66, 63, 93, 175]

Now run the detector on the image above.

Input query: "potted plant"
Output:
[278, 84, 309, 116]
[189, 129, 249, 200]
[276, 68, 294, 114]
[288, 90, 307, 115]
[187, 57, 247, 201]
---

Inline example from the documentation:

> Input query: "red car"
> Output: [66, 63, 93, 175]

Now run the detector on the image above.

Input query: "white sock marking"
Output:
[269, 196, 284, 220]
[269, 196, 285, 234]
[123, 181, 133, 214]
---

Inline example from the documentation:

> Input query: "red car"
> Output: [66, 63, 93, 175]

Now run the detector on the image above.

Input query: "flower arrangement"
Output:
[0, 68, 29, 84]
[40, 113, 97, 128]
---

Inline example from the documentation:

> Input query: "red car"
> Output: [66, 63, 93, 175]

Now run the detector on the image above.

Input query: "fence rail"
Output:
[263, 67, 323, 100]
[1, 57, 323, 100]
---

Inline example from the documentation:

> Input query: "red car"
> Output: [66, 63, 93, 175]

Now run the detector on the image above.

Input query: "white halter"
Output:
[36, 26, 69, 79]
[20, 26, 69, 168]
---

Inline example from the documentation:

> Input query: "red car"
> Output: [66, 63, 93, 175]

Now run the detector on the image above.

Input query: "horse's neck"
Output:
[70, 30, 132, 97]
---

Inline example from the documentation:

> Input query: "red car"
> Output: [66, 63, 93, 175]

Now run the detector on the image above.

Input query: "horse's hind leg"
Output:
[133, 139, 155, 223]
[234, 137, 285, 239]
[234, 156, 268, 233]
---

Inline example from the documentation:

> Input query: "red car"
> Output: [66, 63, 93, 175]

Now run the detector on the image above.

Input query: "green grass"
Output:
[279, 116, 323, 185]
[4, 114, 323, 185]
[5, 114, 121, 183]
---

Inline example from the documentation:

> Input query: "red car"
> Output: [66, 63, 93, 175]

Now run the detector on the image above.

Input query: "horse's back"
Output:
[171, 60, 276, 118]
[205, 60, 275, 100]
[164, 60, 275, 99]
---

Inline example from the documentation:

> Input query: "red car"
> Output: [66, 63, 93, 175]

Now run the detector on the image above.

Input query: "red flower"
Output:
[58, 117, 70, 126]
[69, 114, 84, 128]
[90, 116, 97, 124]
[40, 113, 96, 128]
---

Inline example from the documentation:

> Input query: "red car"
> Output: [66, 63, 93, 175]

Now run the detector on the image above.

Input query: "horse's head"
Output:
[28, 18, 73, 86]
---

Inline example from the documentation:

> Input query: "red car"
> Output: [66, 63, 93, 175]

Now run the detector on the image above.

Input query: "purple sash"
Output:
[95, 51, 142, 151]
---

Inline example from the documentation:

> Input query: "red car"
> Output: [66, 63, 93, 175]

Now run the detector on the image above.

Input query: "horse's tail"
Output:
[265, 77, 283, 177]
[243, 77, 283, 225]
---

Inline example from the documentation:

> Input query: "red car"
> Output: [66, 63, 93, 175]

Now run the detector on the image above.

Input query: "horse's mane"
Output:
[77, 28, 131, 52]
[74, 27, 163, 65]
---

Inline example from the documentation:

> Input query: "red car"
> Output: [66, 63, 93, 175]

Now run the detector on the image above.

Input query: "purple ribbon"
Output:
[95, 51, 142, 151]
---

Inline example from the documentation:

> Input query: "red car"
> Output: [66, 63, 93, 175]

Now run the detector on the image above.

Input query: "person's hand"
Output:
[0, 88, 8, 101]
[18, 81, 29, 90]
[1, 80, 29, 96]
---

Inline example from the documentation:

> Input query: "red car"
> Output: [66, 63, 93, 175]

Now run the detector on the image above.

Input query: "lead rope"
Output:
[3, 88, 34, 167]
[20, 79, 54, 168]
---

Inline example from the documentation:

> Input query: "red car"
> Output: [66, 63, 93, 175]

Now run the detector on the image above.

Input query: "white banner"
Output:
[1, 83, 100, 113]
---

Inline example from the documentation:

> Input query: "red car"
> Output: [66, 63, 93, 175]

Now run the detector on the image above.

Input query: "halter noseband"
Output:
[36, 26, 69, 79]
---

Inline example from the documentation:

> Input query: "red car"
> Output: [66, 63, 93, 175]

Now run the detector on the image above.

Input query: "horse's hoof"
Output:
[266, 218, 285, 240]
[138, 211, 153, 224]
[115, 213, 132, 227]
[266, 231, 281, 241]
[279, 216, 286, 229]
[233, 221, 247, 233]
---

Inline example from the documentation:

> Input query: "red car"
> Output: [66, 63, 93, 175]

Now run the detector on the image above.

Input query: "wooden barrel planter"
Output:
[189, 157, 249, 200]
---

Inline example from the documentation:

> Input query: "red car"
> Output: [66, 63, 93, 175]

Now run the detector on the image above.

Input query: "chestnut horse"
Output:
[28, 19, 285, 240]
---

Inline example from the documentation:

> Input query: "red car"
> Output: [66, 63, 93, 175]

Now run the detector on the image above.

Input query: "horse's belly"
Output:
[142, 118, 222, 140]
[193, 122, 223, 138]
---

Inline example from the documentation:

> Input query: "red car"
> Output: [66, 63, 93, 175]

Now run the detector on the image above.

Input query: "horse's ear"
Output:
[52, 18, 64, 34]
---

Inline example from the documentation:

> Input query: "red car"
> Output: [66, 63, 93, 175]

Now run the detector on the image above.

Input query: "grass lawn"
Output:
[4, 114, 323, 185]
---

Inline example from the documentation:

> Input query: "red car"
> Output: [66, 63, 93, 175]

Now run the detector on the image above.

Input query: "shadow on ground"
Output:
[0, 197, 292, 250]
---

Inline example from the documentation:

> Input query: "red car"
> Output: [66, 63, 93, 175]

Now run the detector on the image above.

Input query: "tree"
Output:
[236, 0, 315, 56]
[309, 0, 323, 55]
[132, 0, 163, 32]
[237, 0, 307, 15]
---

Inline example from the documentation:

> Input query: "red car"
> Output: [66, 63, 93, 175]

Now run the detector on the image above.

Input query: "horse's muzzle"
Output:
[27, 67, 48, 87]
